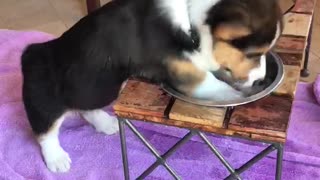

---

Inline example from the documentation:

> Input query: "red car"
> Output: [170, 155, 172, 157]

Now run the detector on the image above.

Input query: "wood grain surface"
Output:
[273, 65, 300, 98]
[229, 96, 292, 138]
[169, 99, 226, 128]
[113, 80, 171, 118]
[282, 13, 312, 37]
[291, 0, 316, 14]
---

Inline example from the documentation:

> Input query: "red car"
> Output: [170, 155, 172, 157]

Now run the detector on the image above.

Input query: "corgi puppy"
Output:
[21, 0, 282, 172]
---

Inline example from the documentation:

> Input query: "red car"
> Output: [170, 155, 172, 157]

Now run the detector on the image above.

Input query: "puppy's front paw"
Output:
[95, 116, 119, 135]
[82, 110, 119, 135]
[43, 146, 71, 173]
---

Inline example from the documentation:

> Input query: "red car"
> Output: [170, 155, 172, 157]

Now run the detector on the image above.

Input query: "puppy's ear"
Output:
[206, 0, 252, 41]
[206, 0, 283, 42]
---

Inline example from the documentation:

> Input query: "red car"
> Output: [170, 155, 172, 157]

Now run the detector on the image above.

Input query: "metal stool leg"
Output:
[275, 143, 284, 180]
[118, 118, 130, 180]
[197, 132, 241, 180]
[137, 131, 195, 179]
[117, 117, 284, 179]
[301, 15, 314, 77]
[124, 119, 180, 179]
[225, 145, 277, 180]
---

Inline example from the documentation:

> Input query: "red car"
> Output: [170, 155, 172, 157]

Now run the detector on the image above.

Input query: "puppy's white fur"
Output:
[188, 0, 221, 26]
[81, 110, 119, 135]
[38, 114, 71, 173]
[192, 71, 243, 101]
[183, 0, 243, 100]
[157, 0, 191, 34]
[39, 110, 118, 172]
[242, 22, 281, 88]
[243, 55, 267, 88]
[184, 25, 221, 72]
[185, 0, 222, 72]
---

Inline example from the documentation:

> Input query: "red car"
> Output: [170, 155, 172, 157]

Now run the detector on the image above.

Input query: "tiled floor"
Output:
[0, 0, 319, 82]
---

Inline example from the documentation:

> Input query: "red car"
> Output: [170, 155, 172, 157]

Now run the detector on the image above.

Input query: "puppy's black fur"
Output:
[21, 0, 198, 134]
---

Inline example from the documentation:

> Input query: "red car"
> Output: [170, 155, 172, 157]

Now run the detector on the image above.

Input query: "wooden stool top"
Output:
[113, 0, 317, 144]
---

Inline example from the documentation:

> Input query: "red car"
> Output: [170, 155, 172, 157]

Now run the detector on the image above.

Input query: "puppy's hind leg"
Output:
[23, 93, 71, 172]
[37, 114, 71, 173]
[22, 44, 71, 172]
[23, 91, 70, 172]
[81, 109, 119, 135]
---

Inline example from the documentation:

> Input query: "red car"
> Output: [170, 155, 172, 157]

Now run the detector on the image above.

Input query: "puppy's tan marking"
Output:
[246, 45, 270, 56]
[213, 41, 259, 80]
[167, 59, 206, 95]
[214, 24, 251, 41]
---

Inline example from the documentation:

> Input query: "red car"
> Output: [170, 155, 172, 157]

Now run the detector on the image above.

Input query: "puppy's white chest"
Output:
[157, 0, 191, 35]
[184, 25, 220, 72]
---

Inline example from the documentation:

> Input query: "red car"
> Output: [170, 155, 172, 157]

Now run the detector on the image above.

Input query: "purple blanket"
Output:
[0, 30, 320, 180]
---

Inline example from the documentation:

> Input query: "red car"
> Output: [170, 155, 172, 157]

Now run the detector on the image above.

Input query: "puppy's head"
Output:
[206, 0, 283, 95]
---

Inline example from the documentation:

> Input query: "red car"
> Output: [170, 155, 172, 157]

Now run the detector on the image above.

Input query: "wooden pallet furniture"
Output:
[282, 0, 317, 77]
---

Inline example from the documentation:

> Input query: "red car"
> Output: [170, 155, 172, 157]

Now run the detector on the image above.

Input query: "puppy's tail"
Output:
[21, 42, 58, 93]
[21, 43, 50, 72]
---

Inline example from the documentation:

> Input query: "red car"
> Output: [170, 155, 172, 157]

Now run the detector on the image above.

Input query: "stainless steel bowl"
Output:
[161, 52, 284, 107]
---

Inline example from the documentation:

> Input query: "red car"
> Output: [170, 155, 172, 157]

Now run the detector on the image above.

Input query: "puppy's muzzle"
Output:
[212, 70, 267, 97]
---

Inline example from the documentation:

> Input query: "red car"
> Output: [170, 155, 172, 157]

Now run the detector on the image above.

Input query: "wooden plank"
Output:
[113, 80, 171, 118]
[274, 36, 306, 54]
[229, 95, 293, 138]
[115, 111, 233, 135]
[273, 65, 300, 98]
[113, 78, 292, 144]
[277, 52, 303, 67]
[251, 134, 286, 143]
[279, 0, 295, 13]
[115, 111, 285, 143]
[291, 0, 316, 14]
[169, 99, 226, 128]
[282, 13, 312, 37]
[115, 111, 167, 123]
